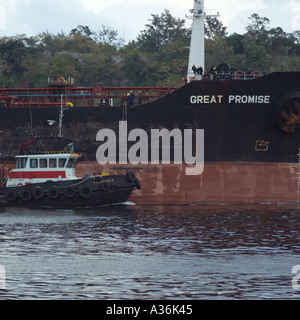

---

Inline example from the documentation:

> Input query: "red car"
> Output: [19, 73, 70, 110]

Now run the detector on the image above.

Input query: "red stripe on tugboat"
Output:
[9, 171, 67, 179]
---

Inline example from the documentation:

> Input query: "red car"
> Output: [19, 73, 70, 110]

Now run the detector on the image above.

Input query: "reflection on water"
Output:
[0, 203, 300, 299]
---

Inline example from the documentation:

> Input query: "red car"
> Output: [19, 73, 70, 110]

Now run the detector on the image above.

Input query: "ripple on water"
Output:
[0, 204, 300, 299]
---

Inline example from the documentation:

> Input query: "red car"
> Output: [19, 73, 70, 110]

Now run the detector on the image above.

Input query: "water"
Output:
[0, 203, 300, 300]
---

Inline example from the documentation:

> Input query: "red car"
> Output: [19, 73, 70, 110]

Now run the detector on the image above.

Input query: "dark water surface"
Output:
[0, 203, 300, 300]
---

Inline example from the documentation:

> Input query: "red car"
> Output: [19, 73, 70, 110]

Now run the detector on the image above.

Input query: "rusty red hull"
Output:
[75, 162, 299, 205]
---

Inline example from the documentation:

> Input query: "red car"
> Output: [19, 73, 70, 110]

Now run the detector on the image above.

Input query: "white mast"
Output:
[186, 0, 220, 82]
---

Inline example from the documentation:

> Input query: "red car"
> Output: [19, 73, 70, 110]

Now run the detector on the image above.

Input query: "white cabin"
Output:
[6, 152, 81, 187]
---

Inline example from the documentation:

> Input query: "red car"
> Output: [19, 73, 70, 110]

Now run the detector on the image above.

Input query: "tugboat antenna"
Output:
[186, 0, 220, 83]
[58, 94, 65, 138]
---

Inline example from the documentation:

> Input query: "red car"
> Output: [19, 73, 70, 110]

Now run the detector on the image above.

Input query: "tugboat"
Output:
[0, 96, 141, 208]
[0, 146, 141, 208]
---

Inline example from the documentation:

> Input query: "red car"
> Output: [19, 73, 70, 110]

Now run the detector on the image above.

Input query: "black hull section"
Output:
[0, 72, 300, 164]
[0, 173, 141, 208]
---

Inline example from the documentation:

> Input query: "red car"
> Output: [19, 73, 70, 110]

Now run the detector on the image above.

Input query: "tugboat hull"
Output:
[0, 173, 141, 208]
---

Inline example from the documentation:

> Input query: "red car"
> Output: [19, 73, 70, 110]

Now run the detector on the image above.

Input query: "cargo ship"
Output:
[1, 0, 300, 205]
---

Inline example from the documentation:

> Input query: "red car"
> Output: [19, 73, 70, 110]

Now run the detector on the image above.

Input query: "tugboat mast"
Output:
[187, 0, 220, 82]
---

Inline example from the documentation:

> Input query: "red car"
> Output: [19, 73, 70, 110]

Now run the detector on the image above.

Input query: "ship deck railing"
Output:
[0, 85, 177, 108]
[212, 70, 265, 81]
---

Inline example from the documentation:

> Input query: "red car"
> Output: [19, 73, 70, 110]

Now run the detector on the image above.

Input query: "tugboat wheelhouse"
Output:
[7, 152, 81, 187]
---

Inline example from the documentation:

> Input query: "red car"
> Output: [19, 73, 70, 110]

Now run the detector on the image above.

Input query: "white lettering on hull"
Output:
[190, 95, 271, 104]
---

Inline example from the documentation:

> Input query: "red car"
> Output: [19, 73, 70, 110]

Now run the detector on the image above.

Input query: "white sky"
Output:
[0, 0, 299, 41]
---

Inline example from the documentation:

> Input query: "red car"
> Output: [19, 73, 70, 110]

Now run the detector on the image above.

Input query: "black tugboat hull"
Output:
[0, 188, 134, 208]
[0, 173, 141, 208]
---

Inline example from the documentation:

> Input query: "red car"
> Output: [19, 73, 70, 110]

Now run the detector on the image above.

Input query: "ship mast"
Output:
[186, 0, 220, 82]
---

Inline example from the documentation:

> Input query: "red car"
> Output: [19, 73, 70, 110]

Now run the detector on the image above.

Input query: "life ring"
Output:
[79, 186, 93, 199]
[251, 70, 260, 78]
[126, 172, 136, 182]
[100, 182, 109, 192]
[235, 70, 244, 80]
[21, 189, 32, 202]
[64, 186, 76, 198]
[5, 189, 18, 202]
[48, 187, 59, 199]
[32, 187, 45, 200]
[17, 183, 23, 187]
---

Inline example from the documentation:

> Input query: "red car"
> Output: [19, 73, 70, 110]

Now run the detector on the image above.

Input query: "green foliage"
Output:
[80, 44, 118, 86]
[0, 12, 299, 88]
[244, 44, 268, 70]
[206, 37, 235, 70]
[0, 37, 27, 75]
[205, 17, 228, 39]
[120, 43, 149, 85]
[227, 33, 245, 54]
[245, 13, 270, 47]
[136, 9, 190, 52]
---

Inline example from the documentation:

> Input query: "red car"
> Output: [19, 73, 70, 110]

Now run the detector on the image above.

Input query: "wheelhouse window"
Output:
[49, 158, 57, 168]
[39, 159, 47, 168]
[30, 159, 38, 168]
[58, 158, 67, 168]
[16, 158, 28, 169]
[66, 158, 78, 168]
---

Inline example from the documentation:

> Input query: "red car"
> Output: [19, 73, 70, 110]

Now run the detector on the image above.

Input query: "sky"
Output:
[0, 0, 300, 42]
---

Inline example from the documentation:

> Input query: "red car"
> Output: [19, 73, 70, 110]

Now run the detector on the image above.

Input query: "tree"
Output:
[205, 37, 234, 70]
[22, 59, 51, 87]
[70, 25, 93, 39]
[137, 9, 189, 52]
[244, 44, 268, 70]
[93, 25, 123, 48]
[50, 55, 82, 80]
[1, 10, 300, 88]
[80, 44, 118, 86]
[289, 31, 300, 55]
[205, 17, 227, 39]
[269, 27, 291, 55]
[227, 33, 245, 54]
[0, 37, 27, 75]
[244, 14, 270, 48]
[120, 43, 149, 85]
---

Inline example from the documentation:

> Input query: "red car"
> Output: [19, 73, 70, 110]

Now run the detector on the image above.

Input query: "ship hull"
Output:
[1, 72, 300, 205]
[2, 161, 297, 205]
[74, 162, 299, 205]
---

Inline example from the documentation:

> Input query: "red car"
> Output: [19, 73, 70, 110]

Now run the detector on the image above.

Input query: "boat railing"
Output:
[202, 70, 264, 81]
[42, 151, 71, 155]
[189, 68, 265, 82]
[48, 76, 75, 86]
[230, 70, 265, 80]
[0, 84, 177, 108]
